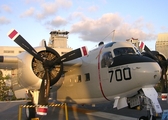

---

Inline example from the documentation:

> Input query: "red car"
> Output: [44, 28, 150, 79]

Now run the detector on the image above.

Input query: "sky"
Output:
[0, 0, 168, 51]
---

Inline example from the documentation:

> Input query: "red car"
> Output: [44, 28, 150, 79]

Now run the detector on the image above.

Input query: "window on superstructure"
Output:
[4, 50, 14, 53]
[85, 73, 90, 81]
[19, 51, 24, 53]
[77, 75, 82, 83]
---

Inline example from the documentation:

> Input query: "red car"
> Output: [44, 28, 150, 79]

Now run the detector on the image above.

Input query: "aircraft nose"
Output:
[133, 62, 161, 84]
[111, 55, 161, 85]
[130, 55, 161, 85]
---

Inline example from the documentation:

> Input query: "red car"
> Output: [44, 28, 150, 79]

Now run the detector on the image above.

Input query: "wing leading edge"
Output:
[63, 58, 83, 72]
[0, 56, 18, 69]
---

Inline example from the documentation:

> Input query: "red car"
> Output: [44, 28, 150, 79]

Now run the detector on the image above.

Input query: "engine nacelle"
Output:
[17, 46, 63, 90]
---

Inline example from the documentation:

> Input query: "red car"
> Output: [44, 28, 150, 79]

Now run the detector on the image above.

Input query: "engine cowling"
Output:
[17, 46, 63, 90]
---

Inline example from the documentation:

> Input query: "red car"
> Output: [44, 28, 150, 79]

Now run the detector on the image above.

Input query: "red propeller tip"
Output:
[7, 29, 19, 40]
[81, 46, 88, 56]
[139, 41, 145, 49]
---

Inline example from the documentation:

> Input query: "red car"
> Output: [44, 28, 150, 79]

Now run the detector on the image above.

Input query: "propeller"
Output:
[139, 41, 168, 92]
[139, 41, 159, 62]
[38, 68, 51, 105]
[8, 29, 44, 62]
[7, 29, 88, 105]
[49, 46, 87, 66]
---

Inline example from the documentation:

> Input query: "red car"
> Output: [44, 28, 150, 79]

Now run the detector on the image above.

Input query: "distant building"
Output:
[126, 38, 143, 52]
[155, 33, 168, 59]
[48, 30, 69, 48]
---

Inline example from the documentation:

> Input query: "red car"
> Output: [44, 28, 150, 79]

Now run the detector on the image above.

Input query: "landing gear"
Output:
[128, 88, 162, 120]
[138, 91, 158, 120]
[25, 102, 36, 120]
[25, 90, 39, 120]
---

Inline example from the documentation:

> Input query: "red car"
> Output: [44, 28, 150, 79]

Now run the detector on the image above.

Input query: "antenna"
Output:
[102, 29, 115, 41]
[112, 30, 115, 41]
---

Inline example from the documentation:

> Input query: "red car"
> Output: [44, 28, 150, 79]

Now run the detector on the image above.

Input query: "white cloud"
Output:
[70, 13, 122, 41]
[45, 16, 68, 27]
[24, 0, 43, 4]
[160, 26, 168, 31]
[70, 13, 156, 42]
[20, 0, 72, 20]
[20, 7, 35, 18]
[68, 12, 85, 21]
[1, 5, 12, 13]
[35, 2, 58, 20]
[18, 0, 157, 43]
[146, 23, 155, 32]
[132, 17, 144, 29]
[35, 0, 72, 20]
[88, 5, 98, 12]
[0, 16, 10, 25]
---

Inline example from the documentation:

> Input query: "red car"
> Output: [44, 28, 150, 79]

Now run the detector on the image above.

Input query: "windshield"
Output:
[101, 51, 113, 68]
[114, 47, 136, 57]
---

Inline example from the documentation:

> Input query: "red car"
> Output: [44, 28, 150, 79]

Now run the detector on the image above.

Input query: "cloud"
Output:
[20, 7, 35, 18]
[35, 2, 58, 20]
[88, 5, 98, 12]
[20, 0, 72, 21]
[24, 0, 43, 4]
[0, 16, 10, 25]
[132, 17, 144, 29]
[146, 23, 155, 33]
[160, 26, 168, 31]
[68, 12, 85, 21]
[35, 0, 72, 20]
[45, 16, 68, 27]
[1, 5, 12, 13]
[70, 13, 156, 42]
[70, 13, 122, 41]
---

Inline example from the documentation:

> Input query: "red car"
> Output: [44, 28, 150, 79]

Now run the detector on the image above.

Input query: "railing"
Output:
[18, 103, 68, 120]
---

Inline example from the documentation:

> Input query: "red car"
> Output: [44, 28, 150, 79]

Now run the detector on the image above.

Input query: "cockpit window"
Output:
[101, 51, 113, 68]
[114, 47, 136, 57]
[134, 47, 141, 55]
[105, 42, 116, 48]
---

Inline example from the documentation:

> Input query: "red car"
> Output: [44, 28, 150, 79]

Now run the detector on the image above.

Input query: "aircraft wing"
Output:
[0, 56, 18, 69]
[63, 58, 83, 72]
[0, 55, 83, 71]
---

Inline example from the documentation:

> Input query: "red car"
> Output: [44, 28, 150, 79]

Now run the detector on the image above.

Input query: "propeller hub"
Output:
[32, 48, 63, 86]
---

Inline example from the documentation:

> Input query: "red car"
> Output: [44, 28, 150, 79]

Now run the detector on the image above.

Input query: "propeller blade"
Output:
[160, 66, 167, 92]
[38, 68, 50, 105]
[139, 41, 159, 62]
[51, 46, 88, 65]
[61, 46, 88, 62]
[7, 29, 44, 61]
